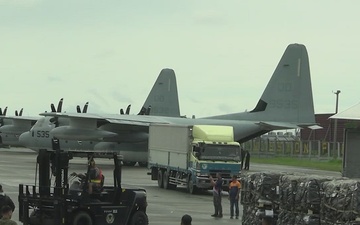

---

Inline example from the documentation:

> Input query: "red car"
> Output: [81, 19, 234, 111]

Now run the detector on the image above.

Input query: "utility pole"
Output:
[333, 90, 341, 158]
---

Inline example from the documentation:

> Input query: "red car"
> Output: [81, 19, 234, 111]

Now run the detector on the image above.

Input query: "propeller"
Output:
[49, 98, 64, 127]
[125, 104, 131, 114]
[138, 105, 151, 115]
[15, 108, 23, 116]
[0, 106, 8, 127]
[145, 105, 151, 115]
[120, 104, 131, 115]
[76, 102, 89, 113]
[82, 102, 89, 113]
[138, 107, 146, 115]
[0, 107, 8, 116]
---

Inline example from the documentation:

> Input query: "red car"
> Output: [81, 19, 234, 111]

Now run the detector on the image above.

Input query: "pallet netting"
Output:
[321, 179, 360, 224]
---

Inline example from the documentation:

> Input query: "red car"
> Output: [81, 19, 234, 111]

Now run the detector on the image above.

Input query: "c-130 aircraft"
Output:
[22, 43, 317, 166]
[19, 68, 181, 166]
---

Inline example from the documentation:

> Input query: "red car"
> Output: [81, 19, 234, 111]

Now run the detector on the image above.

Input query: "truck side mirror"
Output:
[195, 152, 200, 158]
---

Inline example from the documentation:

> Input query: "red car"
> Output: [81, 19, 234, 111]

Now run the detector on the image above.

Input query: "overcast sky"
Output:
[1, 1, 359, 118]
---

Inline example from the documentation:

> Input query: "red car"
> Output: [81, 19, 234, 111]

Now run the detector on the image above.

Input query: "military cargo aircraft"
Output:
[31, 44, 317, 165]
[19, 68, 181, 166]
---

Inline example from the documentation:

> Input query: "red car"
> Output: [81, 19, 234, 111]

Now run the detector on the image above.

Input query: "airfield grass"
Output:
[250, 157, 342, 172]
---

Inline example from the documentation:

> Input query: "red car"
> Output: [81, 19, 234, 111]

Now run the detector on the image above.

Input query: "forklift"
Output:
[18, 138, 148, 225]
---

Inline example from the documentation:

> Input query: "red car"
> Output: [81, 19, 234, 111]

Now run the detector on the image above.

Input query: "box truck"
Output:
[148, 124, 241, 194]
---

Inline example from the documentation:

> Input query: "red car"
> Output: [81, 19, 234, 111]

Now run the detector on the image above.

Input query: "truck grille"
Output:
[209, 170, 231, 179]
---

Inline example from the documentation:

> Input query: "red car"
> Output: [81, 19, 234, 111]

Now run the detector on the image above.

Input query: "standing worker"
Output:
[0, 185, 15, 219]
[244, 150, 251, 170]
[240, 148, 245, 170]
[228, 175, 241, 219]
[210, 173, 223, 218]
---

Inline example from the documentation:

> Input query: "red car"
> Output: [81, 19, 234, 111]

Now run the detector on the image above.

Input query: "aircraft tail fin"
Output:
[250, 43, 316, 125]
[140, 68, 180, 117]
[209, 44, 316, 128]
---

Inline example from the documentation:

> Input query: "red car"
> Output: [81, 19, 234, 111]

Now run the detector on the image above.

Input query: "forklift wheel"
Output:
[73, 211, 93, 225]
[130, 211, 149, 225]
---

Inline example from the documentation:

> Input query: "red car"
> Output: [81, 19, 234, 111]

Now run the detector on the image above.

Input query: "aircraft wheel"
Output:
[163, 171, 170, 189]
[130, 210, 149, 225]
[157, 170, 164, 188]
[73, 211, 93, 225]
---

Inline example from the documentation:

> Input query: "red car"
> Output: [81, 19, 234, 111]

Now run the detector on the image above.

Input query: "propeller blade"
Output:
[0, 108, 2, 115]
[51, 103, 56, 112]
[57, 98, 64, 112]
[3, 107, 7, 116]
[76, 105, 81, 113]
[15, 110, 18, 116]
[138, 107, 146, 115]
[120, 109, 124, 115]
[126, 104, 131, 115]
[145, 105, 151, 115]
[19, 108, 23, 116]
[82, 102, 89, 113]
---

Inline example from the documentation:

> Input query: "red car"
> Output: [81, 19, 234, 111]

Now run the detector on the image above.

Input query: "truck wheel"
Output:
[73, 211, 92, 225]
[188, 178, 198, 194]
[130, 211, 149, 225]
[163, 171, 170, 189]
[157, 170, 164, 188]
[138, 162, 148, 167]
[123, 161, 137, 166]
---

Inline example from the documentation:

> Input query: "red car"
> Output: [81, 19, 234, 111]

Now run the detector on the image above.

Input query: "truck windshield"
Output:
[199, 144, 240, 161]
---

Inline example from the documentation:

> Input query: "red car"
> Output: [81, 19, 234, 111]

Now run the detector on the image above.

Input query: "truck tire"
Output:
[187, 177, 198, 194]
[123, 161, 137, 166]
[157, 170, 164, 188]
[73, 211, 93, 225]
[138, 162, 148, 167]
[163, 171, 170, 189]
[130, 211, 149, 225]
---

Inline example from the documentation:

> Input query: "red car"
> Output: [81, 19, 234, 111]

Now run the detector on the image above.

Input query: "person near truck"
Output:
[240, 147, 246, 170]
[209, 173, 223, 218]
[228, 175, 241, 219]
[0, 205, 17, 225]
[0, 185, 15, 219]
[244, 150, 251, 170]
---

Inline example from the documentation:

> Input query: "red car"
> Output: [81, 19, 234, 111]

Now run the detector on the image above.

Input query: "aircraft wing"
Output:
[256, 121, 321, 130]
[39, 112, 170, 140]
[0, 116, 39, 134]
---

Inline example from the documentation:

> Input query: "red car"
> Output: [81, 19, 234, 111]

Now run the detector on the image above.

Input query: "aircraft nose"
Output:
[19, 132, 30, 147]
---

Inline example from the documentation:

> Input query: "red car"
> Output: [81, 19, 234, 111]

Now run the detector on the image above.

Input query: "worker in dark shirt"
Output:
[210, 173, 223, 218]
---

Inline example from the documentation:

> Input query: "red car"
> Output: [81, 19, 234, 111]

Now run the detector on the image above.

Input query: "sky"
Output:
[1, 0, 359, 118]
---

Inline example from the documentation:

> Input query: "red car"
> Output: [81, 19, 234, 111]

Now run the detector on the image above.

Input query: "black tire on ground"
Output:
[157, 170, 164, 188]
[73, 211, 93, 225]
[123, 161, 137, 166]
[130, 211, 149, 225]
[187, 177, 198, 194]
[138, 162, 148, 167]
[163, 171, 170, 189]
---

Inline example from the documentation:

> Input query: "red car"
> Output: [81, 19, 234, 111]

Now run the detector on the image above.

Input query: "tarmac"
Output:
[0, 147, 341, 225]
